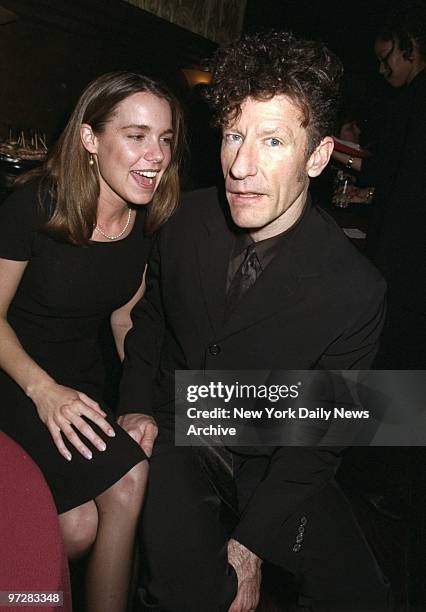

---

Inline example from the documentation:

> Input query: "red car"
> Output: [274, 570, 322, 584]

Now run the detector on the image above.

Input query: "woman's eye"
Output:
[160, 137, 172, 146]
[128, 134, 144, 141]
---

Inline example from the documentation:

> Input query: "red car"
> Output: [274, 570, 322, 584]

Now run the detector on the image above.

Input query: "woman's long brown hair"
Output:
[19, 72, 185, 244]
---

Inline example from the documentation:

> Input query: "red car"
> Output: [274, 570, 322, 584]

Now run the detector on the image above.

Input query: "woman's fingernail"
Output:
[65, 452, 72, 461]
[108, 428, 116, 437]
[85, 450, 93, 460]
[98, 442, 106, 451]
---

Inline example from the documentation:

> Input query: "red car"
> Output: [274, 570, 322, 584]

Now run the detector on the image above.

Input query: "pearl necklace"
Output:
[95, 208, 132, 240]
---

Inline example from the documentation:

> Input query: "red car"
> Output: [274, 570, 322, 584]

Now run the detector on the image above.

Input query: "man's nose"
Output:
[229, 141, 257, 179]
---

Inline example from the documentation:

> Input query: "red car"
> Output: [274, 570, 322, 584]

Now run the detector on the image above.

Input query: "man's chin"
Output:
[229, 210, 263, 231]
[227, 199, 264, 230]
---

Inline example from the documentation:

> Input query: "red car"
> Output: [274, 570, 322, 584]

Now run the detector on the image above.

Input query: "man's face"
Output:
[375, 37, 415, 88]
[220, 95, 329, 241]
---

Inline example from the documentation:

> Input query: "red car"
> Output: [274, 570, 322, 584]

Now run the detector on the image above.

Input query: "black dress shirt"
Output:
[226, 196, 309, 292]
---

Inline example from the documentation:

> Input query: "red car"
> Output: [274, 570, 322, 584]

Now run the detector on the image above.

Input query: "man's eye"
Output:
[128, 134, 144, 141]
[226, 133, 242, 143]
[267, 137, 282, 147]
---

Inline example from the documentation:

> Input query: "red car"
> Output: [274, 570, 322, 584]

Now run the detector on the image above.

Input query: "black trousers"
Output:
[139, 431, 391, 612]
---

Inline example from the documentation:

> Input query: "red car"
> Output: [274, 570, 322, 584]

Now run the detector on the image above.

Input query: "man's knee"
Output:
[140, 564, 237, 612]
[140, 446, 237, 611]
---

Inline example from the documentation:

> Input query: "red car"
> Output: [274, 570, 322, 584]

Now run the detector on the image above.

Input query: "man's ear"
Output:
[80, 124, 98, 154]
[306, 136, 334, 178]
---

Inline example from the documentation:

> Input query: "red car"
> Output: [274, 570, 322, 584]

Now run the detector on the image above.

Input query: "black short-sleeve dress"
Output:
[0, 182, 150, 513]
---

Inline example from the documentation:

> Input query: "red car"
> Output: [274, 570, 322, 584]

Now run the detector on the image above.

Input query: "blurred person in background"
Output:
[333, 0, 426, 368]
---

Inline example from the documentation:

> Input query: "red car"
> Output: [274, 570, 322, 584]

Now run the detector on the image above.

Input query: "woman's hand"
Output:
[29, 380, 116, 461]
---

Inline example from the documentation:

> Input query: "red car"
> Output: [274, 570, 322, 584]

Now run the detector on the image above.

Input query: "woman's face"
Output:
[84, 92, 174, 208]
[375, 37, 416, 88]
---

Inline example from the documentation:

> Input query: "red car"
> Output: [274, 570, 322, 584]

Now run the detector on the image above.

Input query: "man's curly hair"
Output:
[206, 31, 343, 155]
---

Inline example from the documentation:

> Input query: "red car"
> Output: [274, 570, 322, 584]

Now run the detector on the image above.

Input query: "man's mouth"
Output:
[228, 190, 265, 200]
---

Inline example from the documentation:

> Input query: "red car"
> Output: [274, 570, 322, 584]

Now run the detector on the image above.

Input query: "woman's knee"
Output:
[59, 501, 98, 560]
[97, 460, 148, 512]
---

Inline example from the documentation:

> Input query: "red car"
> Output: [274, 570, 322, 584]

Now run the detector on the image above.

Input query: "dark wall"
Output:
[243, 0, 396, 140]
[0, 0, 216, 142]
[244, 0, 391, 76]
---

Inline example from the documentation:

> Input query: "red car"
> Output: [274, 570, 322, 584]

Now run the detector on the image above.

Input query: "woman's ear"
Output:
[80, 124, 98, 154]
[307, 136, 334, 178]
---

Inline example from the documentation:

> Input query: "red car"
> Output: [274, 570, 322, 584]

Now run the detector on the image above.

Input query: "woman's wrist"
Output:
[25, 371, 55, 401]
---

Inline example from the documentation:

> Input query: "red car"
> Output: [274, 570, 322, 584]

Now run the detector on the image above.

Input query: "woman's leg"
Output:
[59, 501, 98, 560]
[85, 460, 148, 612]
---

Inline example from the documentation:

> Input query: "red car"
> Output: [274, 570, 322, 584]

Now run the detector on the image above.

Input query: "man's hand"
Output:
[117, 413, 158, 457]
[346, 185, 373, 204]
[227, 538, 262, 612]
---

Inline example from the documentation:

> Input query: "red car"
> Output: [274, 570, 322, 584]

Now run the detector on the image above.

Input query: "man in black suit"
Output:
[118, 31, 390, 612]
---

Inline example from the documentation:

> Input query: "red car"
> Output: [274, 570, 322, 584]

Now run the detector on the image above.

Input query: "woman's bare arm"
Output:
[0, 257, 115, 460]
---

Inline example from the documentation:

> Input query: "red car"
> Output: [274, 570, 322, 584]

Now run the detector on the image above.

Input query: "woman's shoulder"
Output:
[0, 179, 52, 261]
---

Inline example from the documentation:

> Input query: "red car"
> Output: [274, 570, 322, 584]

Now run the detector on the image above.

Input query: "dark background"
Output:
[245, 0, 391, 74]
[244, 0, 396, 131]
[0, 0, 395, 142]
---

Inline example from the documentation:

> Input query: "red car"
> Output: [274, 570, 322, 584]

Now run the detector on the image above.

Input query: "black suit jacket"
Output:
[118, 186, 386, 567]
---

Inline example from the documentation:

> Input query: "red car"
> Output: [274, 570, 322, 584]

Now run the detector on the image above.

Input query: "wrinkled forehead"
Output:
[222, 93, 307, 130]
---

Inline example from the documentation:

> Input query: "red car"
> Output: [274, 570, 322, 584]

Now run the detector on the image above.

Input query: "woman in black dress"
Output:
[0, 72, 184, 611]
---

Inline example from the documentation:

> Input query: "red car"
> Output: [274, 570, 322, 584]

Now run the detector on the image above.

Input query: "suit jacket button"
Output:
[209, 344, 221, 356]
[292, 543, 301, 552]
[296, 534, 303, 543]
[298, 525, 305, 534]
[300, 516, 308, 525]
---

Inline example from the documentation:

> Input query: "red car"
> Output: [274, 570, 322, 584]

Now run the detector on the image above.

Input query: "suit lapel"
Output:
[195, 188, 235, 334]
[219, 202, 326, 340]
[219, 249, 303, 338]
